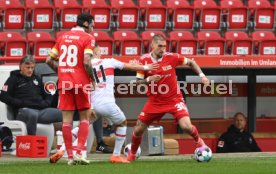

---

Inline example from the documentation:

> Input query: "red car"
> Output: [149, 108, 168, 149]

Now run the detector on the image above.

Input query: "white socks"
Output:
[113, 126, 127, 156]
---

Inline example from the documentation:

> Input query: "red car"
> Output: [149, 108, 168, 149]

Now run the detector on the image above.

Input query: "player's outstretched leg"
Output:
[110, 126, 129, 163]
[127, 121, 146, 161]
[49, 150, 65, 163]
[178, 117, 206, 147]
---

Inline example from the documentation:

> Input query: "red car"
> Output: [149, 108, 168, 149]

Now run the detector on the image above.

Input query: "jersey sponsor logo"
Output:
[162, 65, 172, 71]
[91, 40, 95, 47]
[218, 141, 224, 147]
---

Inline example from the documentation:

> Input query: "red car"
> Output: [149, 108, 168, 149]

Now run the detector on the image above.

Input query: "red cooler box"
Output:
[16, 136, 47, 157]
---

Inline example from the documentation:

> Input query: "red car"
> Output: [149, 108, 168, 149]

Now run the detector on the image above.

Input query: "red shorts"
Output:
[58, 88, 91, 110]
[138, 98, 190, 125]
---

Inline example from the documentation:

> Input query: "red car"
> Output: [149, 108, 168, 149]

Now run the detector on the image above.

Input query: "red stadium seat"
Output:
[194, 0, 221, 30]
[110, 0, 139, 29]
[166, 0, 194, 30]
[220, 0, 248, 30]
[248, 0, 274, 30]
[224, 31, 252, 55]
[27, 32, 55, 56]
[139, 0, 167, 30]
[169, 31, 197, 55]
[141, 31, 168, 53]
[197, 31, 225, 55]
[252, 31, 276, 55]
[25, 0, 54, 30]
[82, 0, 111, 30]
[113, 31, 141, 56]
[0, 0, 25, 30]
[90, 31, 113, 56]
[54, 0, 82, 29]
[0, 32, 26, 57]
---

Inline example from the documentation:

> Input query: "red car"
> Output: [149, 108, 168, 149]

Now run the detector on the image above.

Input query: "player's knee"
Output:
[134, 121, 147, 136]
[116, 119, 127, 127]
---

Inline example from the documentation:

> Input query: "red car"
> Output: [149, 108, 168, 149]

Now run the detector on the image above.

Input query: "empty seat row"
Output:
[1, 0, 276, 31]
[0, 31, 54, 57]
[1, 30, 276, 57]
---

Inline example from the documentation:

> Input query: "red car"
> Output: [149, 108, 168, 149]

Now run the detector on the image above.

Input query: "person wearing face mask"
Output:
[216, 112, 261, 153]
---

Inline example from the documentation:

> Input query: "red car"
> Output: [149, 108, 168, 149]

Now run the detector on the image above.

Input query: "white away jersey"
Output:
[91, 58, 124, 106]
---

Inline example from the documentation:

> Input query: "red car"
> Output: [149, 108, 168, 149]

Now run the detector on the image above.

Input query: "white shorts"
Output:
[94, 103, 126, 125]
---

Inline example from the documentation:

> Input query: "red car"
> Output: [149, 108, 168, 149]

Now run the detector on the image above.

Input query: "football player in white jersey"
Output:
[91, 44, 158, 163]
[49, 45, 158, 164]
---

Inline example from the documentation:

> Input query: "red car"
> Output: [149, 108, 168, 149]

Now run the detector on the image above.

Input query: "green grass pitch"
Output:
[1, 156, 276, 174]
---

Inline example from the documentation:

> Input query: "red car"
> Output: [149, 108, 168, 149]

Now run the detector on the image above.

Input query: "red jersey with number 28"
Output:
[136, 52, 188, 104]
[50, 27, 95, 89]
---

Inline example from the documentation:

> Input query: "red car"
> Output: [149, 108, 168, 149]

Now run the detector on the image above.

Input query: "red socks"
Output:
[62, 123, 73, 159]
[76, 120, 90, 155]
[189, 125, 199, 142]
[130, 133, 142, 154]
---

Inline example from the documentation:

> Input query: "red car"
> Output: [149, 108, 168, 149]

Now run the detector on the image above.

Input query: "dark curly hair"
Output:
[76, 13, 94, 28]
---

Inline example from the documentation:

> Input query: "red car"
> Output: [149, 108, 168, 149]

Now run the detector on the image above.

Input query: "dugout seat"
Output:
[220, 0, 248, 30]
[252, 31, 276, 55]
[54, 0, 82, 30]
[27, 32, 55, 56]
[91, 31, 113, 56]
[166, 0, 194, 30]
[248, 0, 274, 30]
[169, 31, 197, 55]
[113, 31, 141, 56]
[225, 31, 252, 55]
[0, 65, 54, 155]
[82, 0, 111, 30]
[0, 0, 26, 30]
[0, 32, 27, 57]
[141, 31, 168, 54]
[25, 0, 54, 30]
[110, 0, 139, 30]
[197, 31, 225, 55]
[193, 0, 221, 30]
[139, 0, 167, 30]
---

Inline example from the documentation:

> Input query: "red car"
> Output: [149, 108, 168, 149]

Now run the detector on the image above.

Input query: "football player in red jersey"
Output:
[46, 13, 95, 165]
[127, 34, 210, 161]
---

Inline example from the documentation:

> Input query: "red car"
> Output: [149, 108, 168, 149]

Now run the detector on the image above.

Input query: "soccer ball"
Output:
[124, 143, 141, 159]
[194, 146, 212, 162]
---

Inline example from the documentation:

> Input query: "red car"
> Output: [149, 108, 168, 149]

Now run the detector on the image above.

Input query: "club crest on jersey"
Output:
[33, 79, 38, 86]
[1, 85, 8, 91]
[162, 65, 172, 71]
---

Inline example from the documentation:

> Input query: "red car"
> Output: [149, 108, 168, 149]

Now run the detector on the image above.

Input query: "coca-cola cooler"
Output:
[16, 136, 47, 157]
[126, 126, 164, 156]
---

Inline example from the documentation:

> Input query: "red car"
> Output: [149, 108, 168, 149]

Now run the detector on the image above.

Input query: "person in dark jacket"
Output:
[0, 56, 62, 135]
[216, 112, 261, 153]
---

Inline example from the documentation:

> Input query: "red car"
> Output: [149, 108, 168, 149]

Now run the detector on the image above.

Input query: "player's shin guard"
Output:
[113, 126, 127, 156]
[76, 120, 90, 155]
[130, 133, 142, 154]
[62, 123, 73, 159]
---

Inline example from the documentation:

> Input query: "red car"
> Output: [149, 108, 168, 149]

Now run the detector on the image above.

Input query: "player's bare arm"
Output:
[123, 63, 159, 71]
[136, 75, 162, 85]
[46, 56, 58, 72]
[83, 53, 95, 81]
[185, 58, 210, 86]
